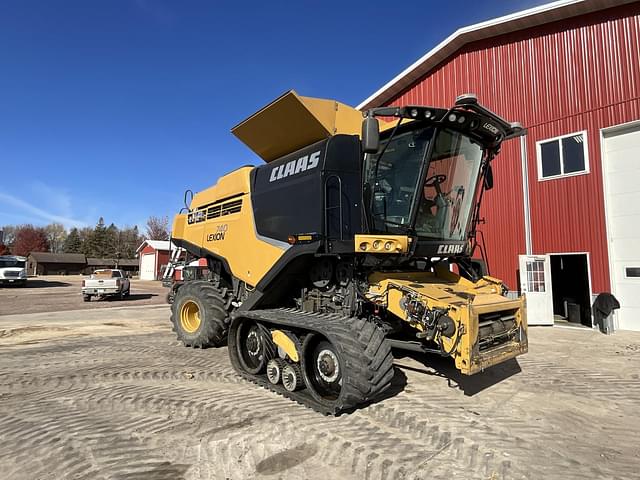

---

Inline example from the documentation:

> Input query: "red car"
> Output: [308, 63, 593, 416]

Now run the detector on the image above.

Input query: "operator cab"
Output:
[362, 95, 524, 258]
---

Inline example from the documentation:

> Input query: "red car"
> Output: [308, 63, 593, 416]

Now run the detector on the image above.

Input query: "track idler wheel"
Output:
[282, 363, 303, 392]
[235, 320, 269, 375]
[266, 358, 285, 385]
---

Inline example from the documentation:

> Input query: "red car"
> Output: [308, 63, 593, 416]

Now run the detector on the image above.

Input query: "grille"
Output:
[190, 198, 243, 224]
[207, 199, 242, 219]
[4, 271, 20, 278]
[478, 309, 518, 351]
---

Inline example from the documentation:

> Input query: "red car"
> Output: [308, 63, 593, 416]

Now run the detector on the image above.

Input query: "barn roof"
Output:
[357, 0, 637, 110]
[86, 257, 138, 266]
[29, 252, 86, 264]
[136, 240, 176, 253]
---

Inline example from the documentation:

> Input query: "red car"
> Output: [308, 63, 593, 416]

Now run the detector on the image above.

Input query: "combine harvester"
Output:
[169, 91, 528, 414]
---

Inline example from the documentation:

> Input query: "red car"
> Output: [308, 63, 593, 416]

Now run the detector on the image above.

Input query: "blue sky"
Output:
[0, 0, 548, 231]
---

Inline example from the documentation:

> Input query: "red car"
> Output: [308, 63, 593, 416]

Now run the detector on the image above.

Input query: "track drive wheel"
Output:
[302, 318, 394, 413]
[170, 280, 229, 348]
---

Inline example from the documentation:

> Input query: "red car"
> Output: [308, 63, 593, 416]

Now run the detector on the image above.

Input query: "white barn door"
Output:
[140, 253, 156, 280]
[603, 124, 640, 331]
[519, 255, 553, 325]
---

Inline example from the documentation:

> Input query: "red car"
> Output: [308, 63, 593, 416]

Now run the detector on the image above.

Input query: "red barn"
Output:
[359, 0, 640, 330]
[136, 240, 174, 281]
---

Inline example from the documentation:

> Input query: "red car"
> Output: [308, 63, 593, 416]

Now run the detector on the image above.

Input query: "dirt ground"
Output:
[0, 297, 639, 479]
[0, 275, 168, 315]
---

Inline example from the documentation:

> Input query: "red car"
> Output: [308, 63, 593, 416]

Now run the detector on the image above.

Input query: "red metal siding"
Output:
[140, 244, 156, 256]
[156, 251, 170, 278]
[384, 3, 640, 291]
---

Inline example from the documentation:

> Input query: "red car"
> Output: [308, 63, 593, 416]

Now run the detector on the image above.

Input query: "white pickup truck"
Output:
[82, 269, 130, 301]
[0, 256, 28, 286]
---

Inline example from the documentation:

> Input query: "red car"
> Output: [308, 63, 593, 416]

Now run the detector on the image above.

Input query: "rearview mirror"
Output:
[484, 165, 494, 190]
[362, 115, 380, 154]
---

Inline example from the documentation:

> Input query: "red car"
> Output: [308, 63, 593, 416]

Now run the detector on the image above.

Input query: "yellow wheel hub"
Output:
[180, 300, 201, 333]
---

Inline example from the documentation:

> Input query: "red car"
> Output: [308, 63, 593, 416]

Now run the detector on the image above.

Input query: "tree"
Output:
[63, 228, 82, 253]
[105, 223, 118, 258]
[44, 223, 67, 253]
[145, 216, 170, 241]
[0, 225, 16, 248]
[79, 227, 94, 255]
[0, 244, 10, 255]
[13, 225, 50, 256]
[117, 225, 141, 259]
[86, 217, 108, 257]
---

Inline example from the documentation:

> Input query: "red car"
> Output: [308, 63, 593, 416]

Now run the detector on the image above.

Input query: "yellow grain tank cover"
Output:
[231, 90, 364, 163]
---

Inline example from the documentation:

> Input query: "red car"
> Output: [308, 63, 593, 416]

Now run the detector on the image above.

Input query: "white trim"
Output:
[520, 135, 532, 255]
[601, 119, 640, 138]
[536, 130, 589, 181]
[357, 0, 635, 109]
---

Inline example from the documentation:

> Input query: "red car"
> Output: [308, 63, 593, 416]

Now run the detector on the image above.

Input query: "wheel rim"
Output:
[316, 349, 340, 382]
[180, 300, 201, 333]
[236, 321, 267, 374]
[282, 364, 300, 392]
[304, 339, 342, 401]
[266, 359, 282, 384]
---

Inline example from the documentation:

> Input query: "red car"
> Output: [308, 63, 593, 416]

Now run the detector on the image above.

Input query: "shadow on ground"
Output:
[103, 294, 157, 302]
[10, 280, 72, 288]
[394, 349, 522, 396]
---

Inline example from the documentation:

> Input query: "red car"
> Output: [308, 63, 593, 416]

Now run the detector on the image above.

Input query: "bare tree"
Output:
[145, 216, 170, 241]
[44, 223, 67, 253]
[1, 225, 17, 247]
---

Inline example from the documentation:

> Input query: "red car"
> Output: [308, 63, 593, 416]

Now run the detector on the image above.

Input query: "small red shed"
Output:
[136, 240, 174, 281]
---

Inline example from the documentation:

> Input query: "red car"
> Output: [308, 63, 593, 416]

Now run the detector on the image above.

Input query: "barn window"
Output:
[537, 131, 588, 180]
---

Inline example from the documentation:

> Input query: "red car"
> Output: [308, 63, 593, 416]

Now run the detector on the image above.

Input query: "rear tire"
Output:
[83, 295, 91, 302]
[170, 281, 229, 348]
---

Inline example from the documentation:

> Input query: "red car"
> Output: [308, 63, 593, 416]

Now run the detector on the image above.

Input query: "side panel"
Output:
[175, 194, 289, 287]
[252, 139, 327, 243]
[251, 135, 363, 243]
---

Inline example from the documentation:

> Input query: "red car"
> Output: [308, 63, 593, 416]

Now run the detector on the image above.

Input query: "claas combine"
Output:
[169, 91, 528, 414]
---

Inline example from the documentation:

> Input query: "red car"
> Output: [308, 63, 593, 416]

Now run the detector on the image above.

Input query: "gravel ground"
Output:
[0, 275, 168, 315]
[0, 302, 639, 479]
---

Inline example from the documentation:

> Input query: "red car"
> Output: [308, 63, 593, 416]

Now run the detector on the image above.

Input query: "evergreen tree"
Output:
[105, 223, 118, 258]
[79, 227, 94, 255]
[87, 217, 108, 257]
[63, 228, 82, 253]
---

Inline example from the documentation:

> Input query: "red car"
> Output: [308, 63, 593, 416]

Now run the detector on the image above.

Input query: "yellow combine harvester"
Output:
[170, 91, 528, 414]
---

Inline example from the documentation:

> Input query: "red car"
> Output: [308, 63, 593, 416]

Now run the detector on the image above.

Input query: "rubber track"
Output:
[229, 308, 394, 415]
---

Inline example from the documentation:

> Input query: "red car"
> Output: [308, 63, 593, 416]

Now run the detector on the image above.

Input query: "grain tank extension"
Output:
[170, 90, 528, 414]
